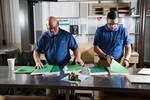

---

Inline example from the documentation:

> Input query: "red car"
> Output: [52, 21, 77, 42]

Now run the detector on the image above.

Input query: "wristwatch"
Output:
[124, 58, 129, 63]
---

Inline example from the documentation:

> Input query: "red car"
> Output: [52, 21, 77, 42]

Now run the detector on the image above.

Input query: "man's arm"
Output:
[94, 45, 113, 67]
[123, 44, 131, 68]
[94, 46, 107, 58]
[33, 50, 43, 69]
[73, 48, 84, 66]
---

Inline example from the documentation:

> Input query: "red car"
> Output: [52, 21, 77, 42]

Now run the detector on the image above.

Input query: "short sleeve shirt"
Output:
[34, 28, 78, 67]
[93, 24, 131, 60]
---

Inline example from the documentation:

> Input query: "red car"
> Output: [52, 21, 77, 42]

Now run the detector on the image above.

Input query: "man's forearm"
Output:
[94, 46, 107, 58]
[33, 51, 41, 63]
[73, 48, 81, 58]
[124, 44, 131, 60]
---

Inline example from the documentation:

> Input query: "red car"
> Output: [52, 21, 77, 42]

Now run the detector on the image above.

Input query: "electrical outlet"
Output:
[88, 36, 94, 43]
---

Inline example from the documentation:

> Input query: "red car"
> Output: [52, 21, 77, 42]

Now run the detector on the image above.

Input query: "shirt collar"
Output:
[104, 24, 119, 32]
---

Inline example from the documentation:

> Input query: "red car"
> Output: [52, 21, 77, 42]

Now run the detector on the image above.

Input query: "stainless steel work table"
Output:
[0, 66, 150, 100]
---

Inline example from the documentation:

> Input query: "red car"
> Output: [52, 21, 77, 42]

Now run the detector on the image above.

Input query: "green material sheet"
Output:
[110, 60, 128, 74]
[32, 65, 53, 74]
[89, 67, 108, 75]
[66, 65, 82, 71]
[14, 66, 35, 74]
[51, 66, 60, 72]
[90, 67, 107, 73]
[15, 65, 60, 75]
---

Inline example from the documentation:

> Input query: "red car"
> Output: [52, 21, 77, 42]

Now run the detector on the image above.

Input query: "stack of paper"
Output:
[43, 65, 60, 75]
[138, 68, 150, 75]
[126, 68, 150, 83]
[64, 65, 82, 73]
[14, 66, 35, 74]
[31, 65, 54, 75]
[126, 75, 150, 83]
[15, 65, 60, 75]
[88, 67, 108, 75]
[88, 60, 129, 75]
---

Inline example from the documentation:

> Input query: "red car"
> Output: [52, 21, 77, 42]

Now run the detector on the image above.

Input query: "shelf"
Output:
[130, 15, 150, 17]
[89, 2, 131, 16]
[87, 15, 107, 18]
[130, 33, 139, 35]
[131, 15, 140, 17]
[87, 15, 140, 18]
[118, 10, 130, 13]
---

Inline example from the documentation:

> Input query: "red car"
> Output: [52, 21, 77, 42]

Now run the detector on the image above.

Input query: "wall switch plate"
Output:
[88, 35, 94, 43]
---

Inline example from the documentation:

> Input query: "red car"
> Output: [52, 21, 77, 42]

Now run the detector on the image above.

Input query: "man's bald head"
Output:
[46, 16, 58, 26]
[46, 16, 59, 35]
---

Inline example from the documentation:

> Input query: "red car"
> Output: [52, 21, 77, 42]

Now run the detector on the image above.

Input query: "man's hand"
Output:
[122, 59, 130, 68]
[33, 51, 44, 69]
[73, 48, 84, 66]
[105, 55, 114, 67]
[74, 57, 84, 67]
[35, 62, 44, 69]
[97, 55, 113, 67]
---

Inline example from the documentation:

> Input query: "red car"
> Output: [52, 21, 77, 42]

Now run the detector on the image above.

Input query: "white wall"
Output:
[34, 0, 137, 44]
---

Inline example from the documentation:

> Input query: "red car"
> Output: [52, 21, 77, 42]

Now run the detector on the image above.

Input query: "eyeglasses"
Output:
[107, 23, 118, 26]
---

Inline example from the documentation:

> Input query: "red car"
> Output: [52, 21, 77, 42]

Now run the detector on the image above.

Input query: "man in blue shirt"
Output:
[93, 11, 131, 68]
[34, 16, 84, 69]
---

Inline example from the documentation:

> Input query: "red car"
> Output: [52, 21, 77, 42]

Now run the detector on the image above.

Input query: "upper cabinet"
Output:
[146, 0, 150, 16]
[49, 2, 79, 18]
[89, 2, 131, 16]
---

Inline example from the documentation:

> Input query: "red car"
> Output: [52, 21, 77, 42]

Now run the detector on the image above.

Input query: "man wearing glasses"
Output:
[33, 16, 84, 69]
[93, 10, 131, 68]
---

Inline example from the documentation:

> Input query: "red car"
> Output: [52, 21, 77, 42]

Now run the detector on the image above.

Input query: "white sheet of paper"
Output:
[138, 68, 150, 75]
[126, 75, 150, 83]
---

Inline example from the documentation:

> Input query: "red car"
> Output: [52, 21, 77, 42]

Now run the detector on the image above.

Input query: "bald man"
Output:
[33, 16, 84, 69]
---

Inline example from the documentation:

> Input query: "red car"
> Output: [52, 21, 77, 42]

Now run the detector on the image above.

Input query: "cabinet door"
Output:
[70, 2, 79, 17]
[42, 2, 50, 30]
[80, 2, 88, 18]
[60, 2, 70, 17]
[50, 2, 61, 17]
[50, 2, 79, 17]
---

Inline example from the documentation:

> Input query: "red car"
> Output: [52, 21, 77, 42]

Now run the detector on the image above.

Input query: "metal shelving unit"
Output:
[89, 2, 131, 16]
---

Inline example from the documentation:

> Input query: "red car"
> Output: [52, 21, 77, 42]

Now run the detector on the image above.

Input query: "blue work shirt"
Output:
[93, 24, 131, 60]
[34, 28, 78, 67]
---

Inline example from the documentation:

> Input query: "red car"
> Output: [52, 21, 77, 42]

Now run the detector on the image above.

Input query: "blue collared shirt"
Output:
[93, 24, 131, 60]
[34, 28, 78, 67]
